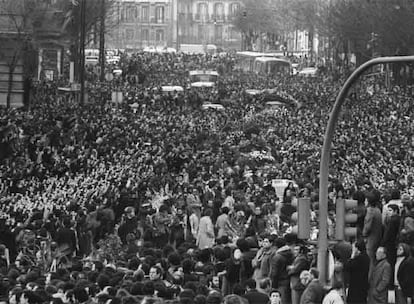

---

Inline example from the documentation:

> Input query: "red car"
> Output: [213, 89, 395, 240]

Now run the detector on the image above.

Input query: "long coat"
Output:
[344, 252, 370, 304]
[363, 206, 383, 261]
[196, 215, 215, 249]
[300, 279, 325, 304]
[252, 247, 275, 281]
[368, 259, 391, 304]
[381, 214, 400, 266]
[397, 256, 414, 298]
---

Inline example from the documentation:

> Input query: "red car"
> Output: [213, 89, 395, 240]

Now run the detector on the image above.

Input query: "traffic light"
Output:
[290, 198, 311, 240]
[335, 198, 358, 241]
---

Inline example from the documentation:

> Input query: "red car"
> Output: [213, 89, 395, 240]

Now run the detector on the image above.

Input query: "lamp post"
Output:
[318, 55, 414, 285]
[99, 0, 105, 82]
[79, 0, 86, 104]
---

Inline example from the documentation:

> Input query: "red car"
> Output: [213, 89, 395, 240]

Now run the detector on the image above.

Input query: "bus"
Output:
[253, 57, 292, 77]
[235, 51, 265, 73]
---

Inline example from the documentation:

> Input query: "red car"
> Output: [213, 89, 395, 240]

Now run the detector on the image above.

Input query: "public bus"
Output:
[234, 51, 265, 73]
[253, 57, 292, 77]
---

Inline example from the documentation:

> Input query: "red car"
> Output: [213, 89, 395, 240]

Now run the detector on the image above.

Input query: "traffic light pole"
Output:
[79, 0, 86, 104]
[318, 56, 414, 286]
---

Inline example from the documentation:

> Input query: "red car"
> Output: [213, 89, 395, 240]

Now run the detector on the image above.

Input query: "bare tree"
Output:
[0, 0, 47, 108]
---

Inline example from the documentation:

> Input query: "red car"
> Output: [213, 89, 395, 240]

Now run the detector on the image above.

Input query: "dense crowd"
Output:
[0, 51, 413, 304]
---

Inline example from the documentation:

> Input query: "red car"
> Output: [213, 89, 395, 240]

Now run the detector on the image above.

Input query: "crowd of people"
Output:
[0, 51, 413, 304]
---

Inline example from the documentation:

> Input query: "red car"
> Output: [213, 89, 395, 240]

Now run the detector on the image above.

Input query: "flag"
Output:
[70, 0, 80, 6]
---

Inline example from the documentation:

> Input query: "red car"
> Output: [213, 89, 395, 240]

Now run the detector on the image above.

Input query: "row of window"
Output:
[121, 25, 240, 42]
[194, 2, 240, 17]
[123, 28, 165, 42]
[119, 5, 166, 23]
[117, 2, 241, 24]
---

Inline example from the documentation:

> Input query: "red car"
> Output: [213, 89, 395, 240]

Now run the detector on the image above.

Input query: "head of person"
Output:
[223, 294, 245, 304]
[259, 278, 272, 294]
[375, 246, 387, 262]
[365, 189, 381, 207]
[203, 208, 213, 218]
[299, 270, 312, 287]
[233, 249, 242, 261]
[396, 243, 411, 258]
[221, 207, 230, 215]
[149, 266, 162, 281]
[354, 239, 366, 254]
[269, 289, 282, 304]
[259, 233, 273, 250]
[244, 278, 256, 291]
[124, 207, 135, 219]
[387, 204, 399, 218]
[309, 267, 319, 280]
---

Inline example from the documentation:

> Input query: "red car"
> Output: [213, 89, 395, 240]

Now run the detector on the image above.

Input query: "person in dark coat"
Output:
[299, 268, 325, 304]
[362, 190, 383, 277]
[395, 243, 414, 304]
[344, 239, 370, 304]
[289, 244, 311, 304]
[368, 246, 392, 304]
[243, 278, 269, 304]
[270, 238, 294, 304]
[381, 203, 401, 268]
[118, 207, 139, 244]
[54, 218, 77, 257]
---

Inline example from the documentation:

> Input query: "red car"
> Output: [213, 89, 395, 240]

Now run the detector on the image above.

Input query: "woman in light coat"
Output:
[197, 208, 215, 249]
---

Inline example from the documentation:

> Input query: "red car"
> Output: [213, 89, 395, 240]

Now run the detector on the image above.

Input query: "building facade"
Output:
[106, 0, 243, 51]
[106, 0, 173, 50]
[173, 0, 242, 50]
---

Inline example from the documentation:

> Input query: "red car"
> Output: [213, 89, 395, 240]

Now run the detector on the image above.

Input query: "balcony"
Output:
[155, 18, 166, 24]
[211, 14, 225, 22]
[193, 13, 209, 22]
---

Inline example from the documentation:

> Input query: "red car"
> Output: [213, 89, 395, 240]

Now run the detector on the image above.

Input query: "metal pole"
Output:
[79, 0, 86, 104]
[318, 55, 414, 285]
[99, 0, 106, 82]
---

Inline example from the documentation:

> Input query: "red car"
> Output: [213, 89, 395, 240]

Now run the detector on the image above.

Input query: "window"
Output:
[215, 25, 223, 41]
[127, 6, 135, 22]
[214, 3, 224, 20]
[155, 29, 164, 42]
[126, 29, 134, 40]
[198, 24, 205, 41]
[229, 26, 239, 40]
[120, 7, 127, 22]
[155, 6, 165, 23]
[230, 3, 240, 16]
[142, 28, 149, 41]
[141, 6, 149, 22]
[196, 3, 208, 21]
